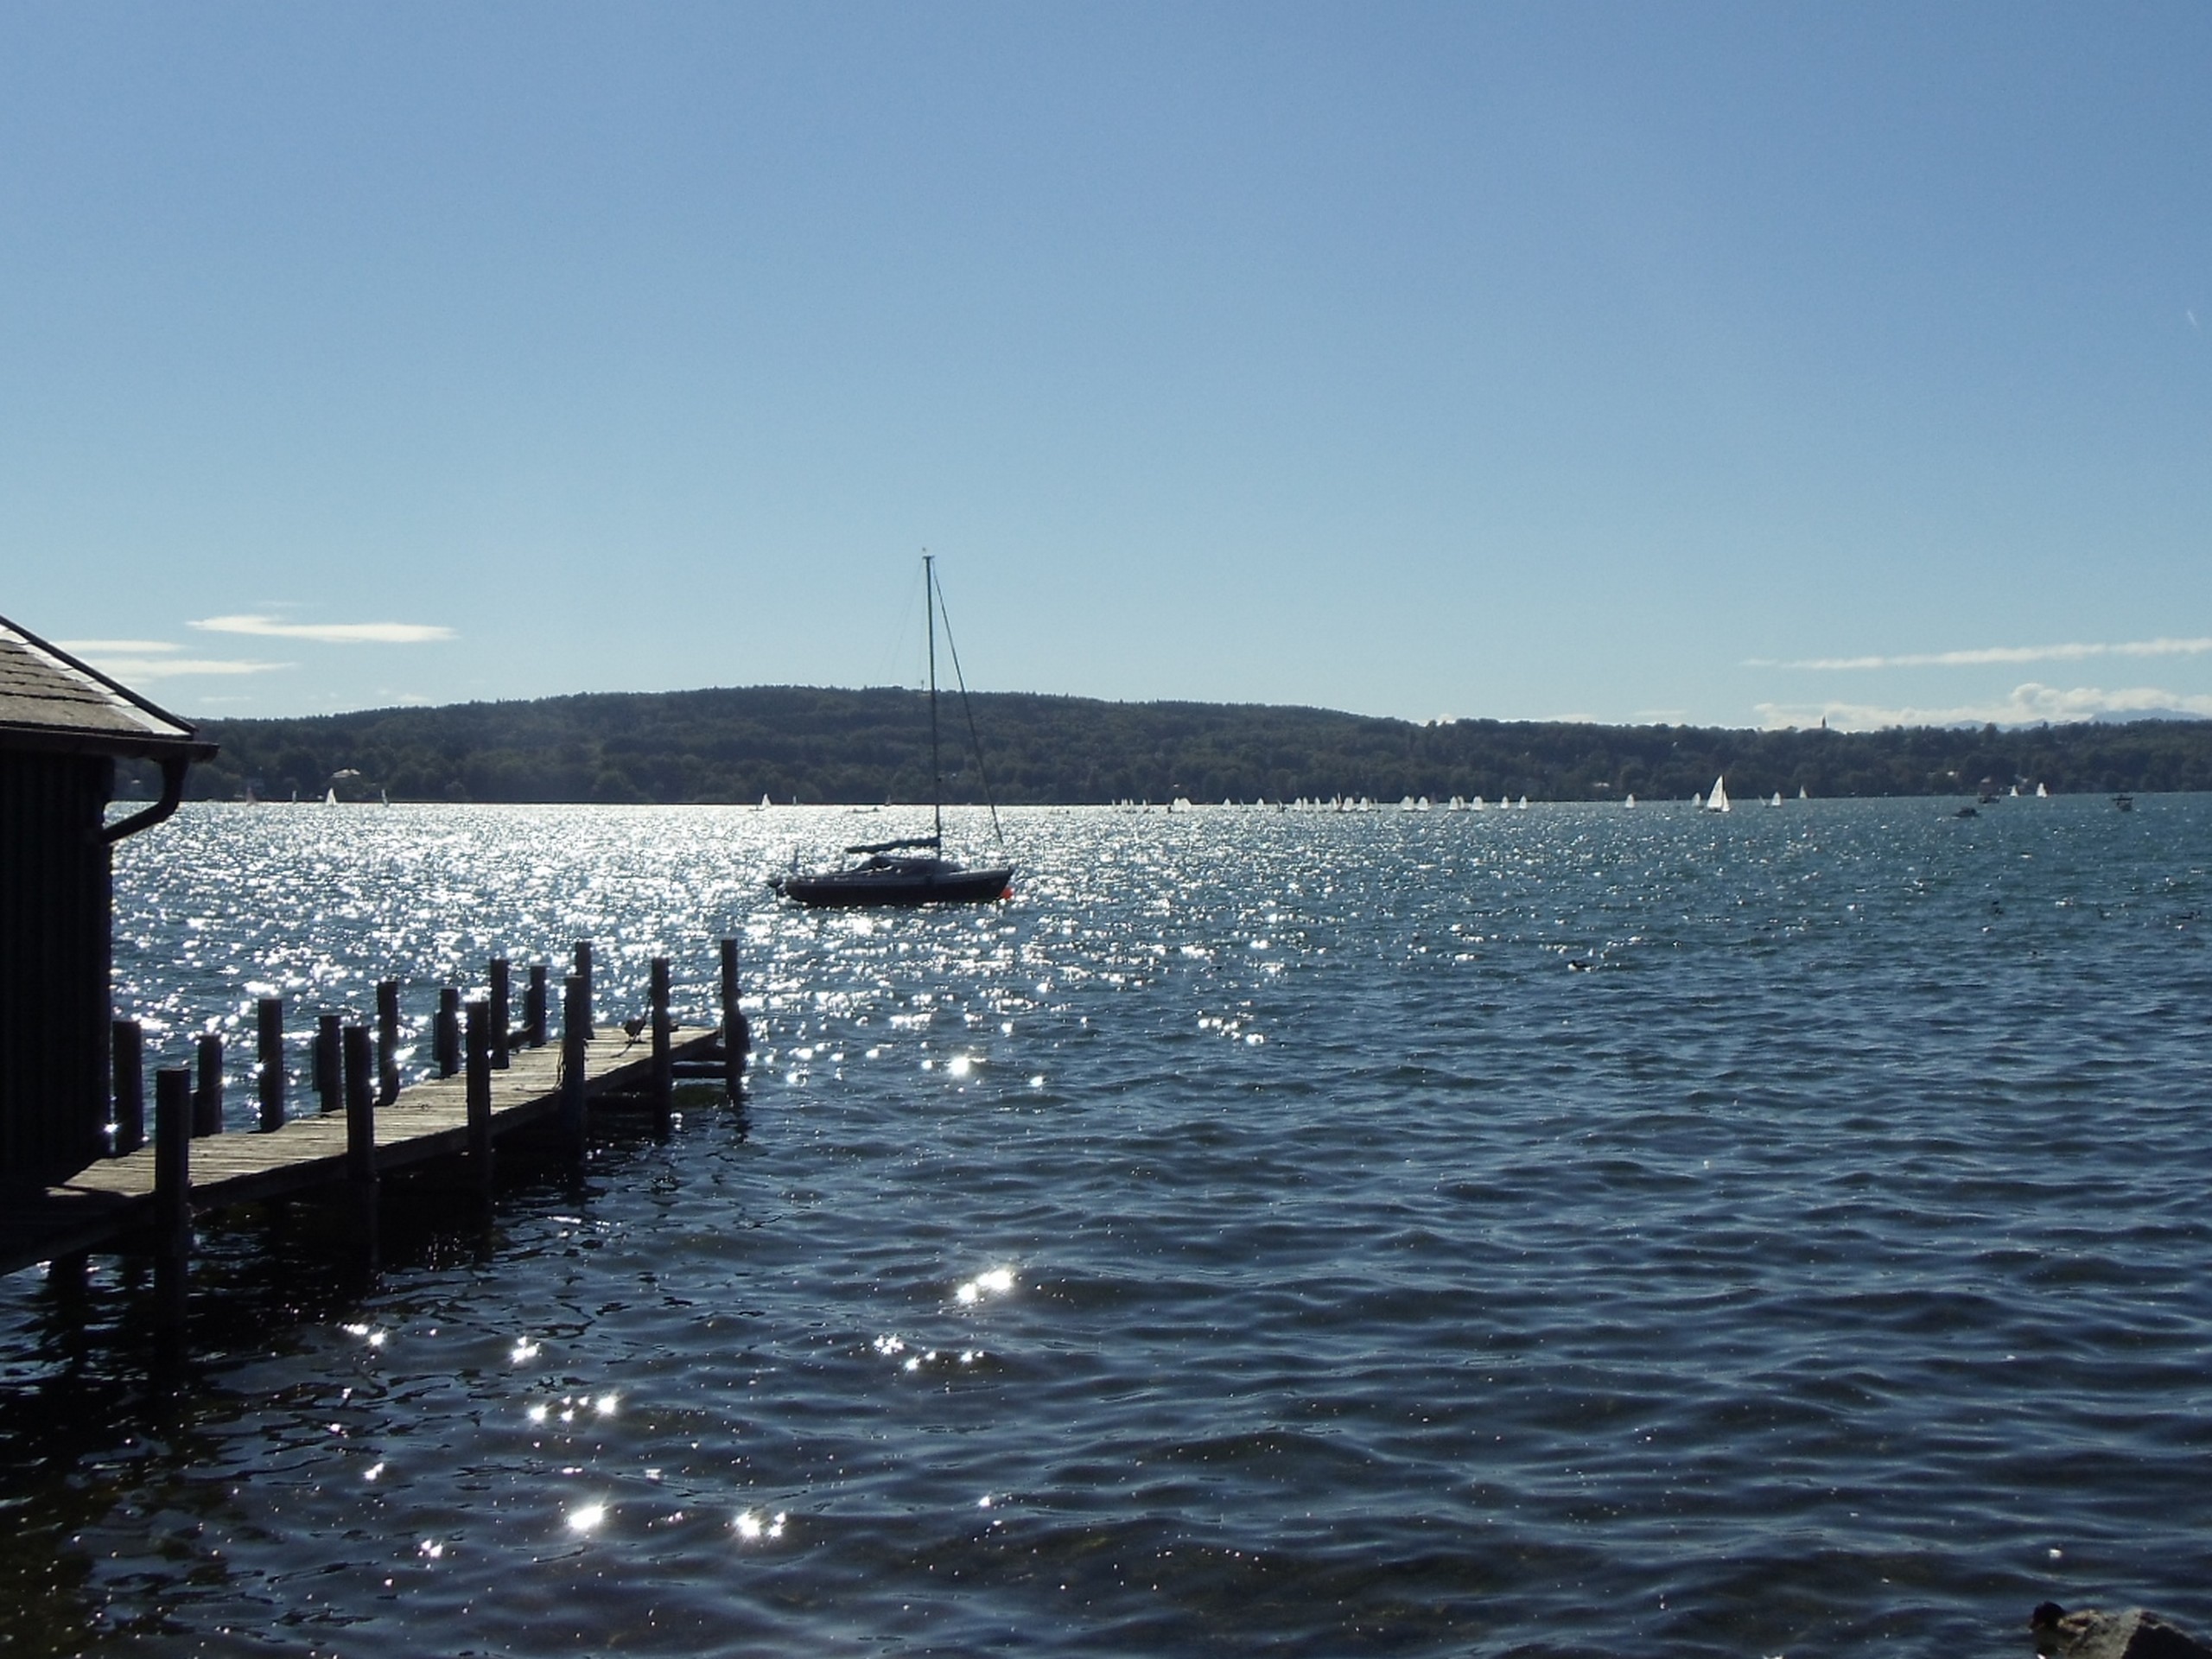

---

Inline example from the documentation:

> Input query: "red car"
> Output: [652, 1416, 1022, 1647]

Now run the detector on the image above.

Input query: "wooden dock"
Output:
[0, 941, 753, 1315]
[0, 1024, 731, 1281]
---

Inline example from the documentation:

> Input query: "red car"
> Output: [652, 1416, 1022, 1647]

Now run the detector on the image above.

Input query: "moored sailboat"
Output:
[773, 556, 1013, 908]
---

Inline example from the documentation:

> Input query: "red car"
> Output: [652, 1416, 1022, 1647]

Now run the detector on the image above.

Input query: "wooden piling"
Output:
[465, 998, 493, 1192]
[376, 981, 401, 1106]
[489, 958, 512, 1070]
[573, 941, 594, 1038]
[153, 1067, 192, 1331]
[46, 1249, 88, 1307]
[315, 1014, 341, 1115]
[193, 1033, 224, 1137]
[342, 1024, 378, 1262]
[719, 938, 749, 1106]
[111, 1019, 144, 1155]
[526, 964, 548, 1048]
[435, 987, 461, 1078]
[650, 956, 673, 1134]
[257, 997, 285, 1131]
[561, 974, 587, 1160]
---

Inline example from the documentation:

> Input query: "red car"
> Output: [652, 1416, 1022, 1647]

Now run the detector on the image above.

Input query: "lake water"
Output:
[4, 797, 2211, 1656]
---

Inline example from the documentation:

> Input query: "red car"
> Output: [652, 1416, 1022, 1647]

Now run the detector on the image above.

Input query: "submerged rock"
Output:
[2032, 1603, 2212, 1659]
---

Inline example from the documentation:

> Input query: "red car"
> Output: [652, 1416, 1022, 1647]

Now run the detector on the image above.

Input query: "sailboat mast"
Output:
[925, 552, 943, 844]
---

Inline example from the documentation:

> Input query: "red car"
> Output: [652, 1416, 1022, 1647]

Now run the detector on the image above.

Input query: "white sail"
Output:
[1624, 792, 1636, 807]
[323, 787, 337, 806]
[2037, 782, 2050, 798]
[1704, 776, 1731, 813]
[1769, 791, 1783, 808]
[1798, 785, 1808, 799]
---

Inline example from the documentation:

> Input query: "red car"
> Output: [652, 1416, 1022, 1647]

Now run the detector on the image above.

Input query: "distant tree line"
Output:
[137, 685, 2212, 805]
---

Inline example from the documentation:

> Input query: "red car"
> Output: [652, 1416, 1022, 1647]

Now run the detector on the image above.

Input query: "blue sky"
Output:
[4, 2, 2209, 730]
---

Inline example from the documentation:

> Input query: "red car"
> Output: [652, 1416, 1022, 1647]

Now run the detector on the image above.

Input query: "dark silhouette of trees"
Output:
[153, 687, 2212, 805]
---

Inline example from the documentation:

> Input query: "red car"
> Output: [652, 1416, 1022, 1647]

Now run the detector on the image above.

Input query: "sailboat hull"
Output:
[777, 865, 1011, 908]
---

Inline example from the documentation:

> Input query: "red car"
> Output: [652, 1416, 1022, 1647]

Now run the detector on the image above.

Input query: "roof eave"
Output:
[0, 720, 219, 763]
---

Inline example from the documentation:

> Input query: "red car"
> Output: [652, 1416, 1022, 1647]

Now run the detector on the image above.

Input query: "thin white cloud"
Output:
[1755, 682, 2212, 732]
[54, 639, 181, 655]
[1748, 637, 2212, 671]
[73, 654, 294, 682]
[190, 614, 456, 645]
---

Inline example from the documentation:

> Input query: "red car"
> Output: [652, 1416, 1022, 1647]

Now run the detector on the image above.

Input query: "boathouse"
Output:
[0, 615, 214, 1191]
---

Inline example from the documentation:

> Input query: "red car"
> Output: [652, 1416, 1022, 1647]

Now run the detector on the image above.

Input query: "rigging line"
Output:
[869, 561, 931, 693]
[929, 562, 1007, 851]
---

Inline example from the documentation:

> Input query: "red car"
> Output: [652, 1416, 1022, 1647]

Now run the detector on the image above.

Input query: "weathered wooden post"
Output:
[376, 980, 401, 1106]
[257, 997, 285, 1131]
[525, 963, 549, 1048]
[193, 1033, 224, 1137]
[342, 1024, 378, 1264]
[650, 956, 673, 1135]
[561, 974, 588, 1160]
[435, 987, 461, 1078]
[489, 958, 512, 1070]
[465, 998, 493, 1194]
[572, 941, 594, 1037]
[111, 1019, 145, 1155]
[153, 1067, 192, 1331]
[719, 938, 750, 1106]
[315, 1014, 341, 1115]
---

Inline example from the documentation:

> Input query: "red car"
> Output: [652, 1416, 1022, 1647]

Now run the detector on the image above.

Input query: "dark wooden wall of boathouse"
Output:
[0, 747, 117, 1184]
[0, 614, 213, 1192]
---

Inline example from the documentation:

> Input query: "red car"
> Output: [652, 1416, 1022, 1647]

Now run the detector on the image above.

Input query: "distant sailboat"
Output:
[1767, 791, 1783, 808]
[1703, 776, 1731, 813]
[2036, 782, 2050, 798]
[1624, 792, 1637, 807]
[1516, 795, 1529, 810]
[323, 788, 337, 806]
[1797, 785, 1808, 800]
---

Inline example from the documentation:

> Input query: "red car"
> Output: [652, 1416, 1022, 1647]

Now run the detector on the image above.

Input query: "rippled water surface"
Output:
[6, 798, 2212, 1656]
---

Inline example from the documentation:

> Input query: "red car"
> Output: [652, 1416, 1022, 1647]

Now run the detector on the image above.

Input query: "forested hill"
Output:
[170, 685, 2212, 805]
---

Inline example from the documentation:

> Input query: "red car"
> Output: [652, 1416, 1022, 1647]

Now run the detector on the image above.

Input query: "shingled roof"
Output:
[0, 614, 216, 760]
